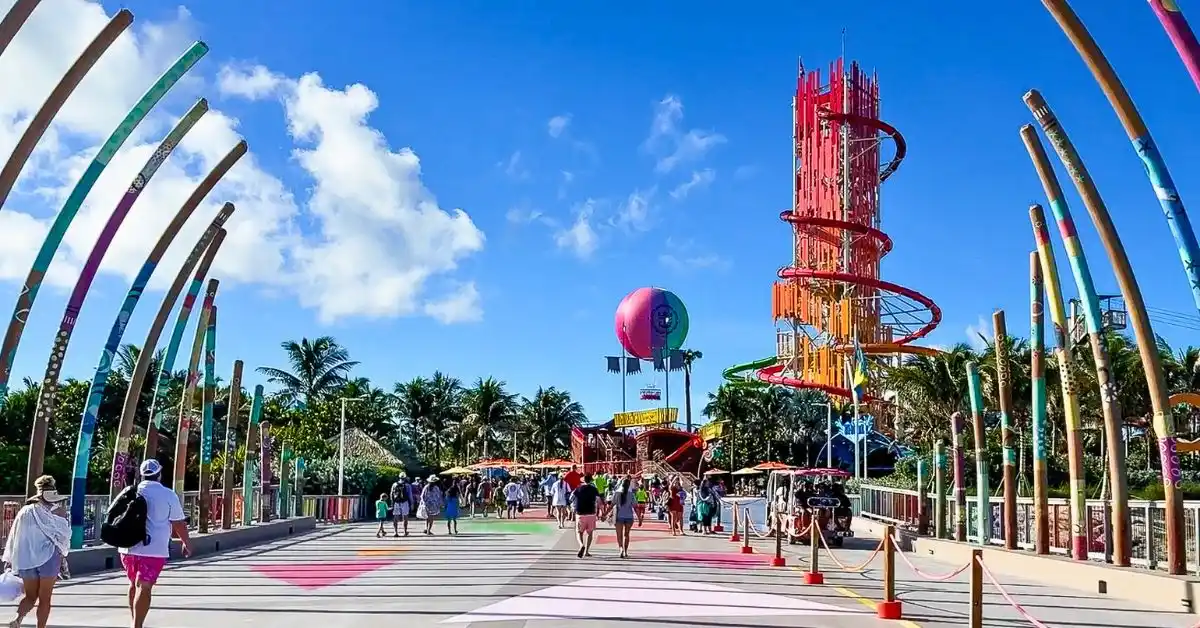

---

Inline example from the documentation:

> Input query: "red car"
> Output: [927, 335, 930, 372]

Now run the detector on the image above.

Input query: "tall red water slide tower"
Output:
[759, 58, 941, 409]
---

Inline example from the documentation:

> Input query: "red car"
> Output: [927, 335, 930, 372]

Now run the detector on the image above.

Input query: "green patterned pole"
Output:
[295, 457, 306, 517]
[198, 305, 216, 533]
[242, 385, 263, 526]
[950, 411, 967, 542]
[279, 444, 292, 518]
[916, 458, 928, 536]
[966, 362, 990, 546]
[934, 440, 947, 539]
[1028, 251, 1050, 555]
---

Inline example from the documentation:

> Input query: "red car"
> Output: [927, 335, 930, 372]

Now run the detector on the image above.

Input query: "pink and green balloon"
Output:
[614, 287, 689, 360]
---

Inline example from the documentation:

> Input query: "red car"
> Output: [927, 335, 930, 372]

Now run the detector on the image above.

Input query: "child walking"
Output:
[444, 483, 460, 535]
[375, 493, 389, 537]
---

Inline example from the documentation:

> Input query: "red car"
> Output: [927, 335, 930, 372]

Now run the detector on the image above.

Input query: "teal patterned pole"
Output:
[242, 385, 263, 526]
[1029, 251, 1050, 555]
[67, 100, 209, 548]
[16, 42, 208, 494]
[198, 305, 217, 533]
[966, 361, 990, 545]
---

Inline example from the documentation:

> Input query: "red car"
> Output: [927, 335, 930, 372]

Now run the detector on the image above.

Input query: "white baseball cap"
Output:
[140, 459, 163, 477]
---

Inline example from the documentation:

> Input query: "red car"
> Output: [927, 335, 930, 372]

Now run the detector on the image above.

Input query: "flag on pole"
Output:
[851, 339, 868, 403]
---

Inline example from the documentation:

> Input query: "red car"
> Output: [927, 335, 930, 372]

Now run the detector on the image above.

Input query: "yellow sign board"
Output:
[699, 421, 725, 441]
[613, 408, 677, 429]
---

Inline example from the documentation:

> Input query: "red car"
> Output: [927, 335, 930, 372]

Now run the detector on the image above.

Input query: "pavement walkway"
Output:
[34, 511, 1198, 627]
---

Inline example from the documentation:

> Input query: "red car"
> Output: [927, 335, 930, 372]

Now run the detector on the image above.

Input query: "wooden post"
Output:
[969, 549, 984, 628]
[877, 524, 902, 619]
[772, 516, 786, 566]
[805, 517, 824, 584]
[220, 360, 243, 529]
[742, 509, 753, 554]
[993, 310, 1019, 550]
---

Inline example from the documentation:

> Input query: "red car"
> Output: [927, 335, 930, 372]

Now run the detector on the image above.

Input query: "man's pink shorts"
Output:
[576, 514, 597, 534]
[121, 555, 167, 584]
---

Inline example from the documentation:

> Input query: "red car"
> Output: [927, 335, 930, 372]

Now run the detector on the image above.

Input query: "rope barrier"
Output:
[812, 521, 883, 572]
[889, 533, 973, 581]
[975, 555, 1051, 628]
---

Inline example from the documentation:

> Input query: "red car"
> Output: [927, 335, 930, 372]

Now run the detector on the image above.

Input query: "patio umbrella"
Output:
[441, 466, 476, 476]
[730, 467, 761, 476]
[702, 468, 729, 476]
[530, 458, 574, 469]
[752, 461, 794, 471]
[469, 458, 517, 470]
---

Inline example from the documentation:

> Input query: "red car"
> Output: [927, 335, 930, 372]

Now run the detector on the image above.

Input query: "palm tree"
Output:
[463, 377, 518, 461]
[257, 337, 358, 407]
[520, 387, 586, 460]
[392, 377, 436, 465]
[681, 349, 703, 432]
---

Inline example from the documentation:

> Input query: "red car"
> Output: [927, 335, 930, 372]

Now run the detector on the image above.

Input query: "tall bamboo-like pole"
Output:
[221, 360, 244, 529]
[1020, 123, 1131, 566]
[242, 385, 263, 526]
[0, 0, 44, 61]
[1149, 0, 1200, 93]
[0, 10, 132, 210]
[114, 142, 246, 488]
[27, 81, 207, 497]
[198, 306, 216, 533]
[933, 440, 947, 539]
[67, 100, 209, 547]
[992, 311, 1017, 550]
[3, 42, 208, 437]
[1041, 0, 1200, 313]
[950, 411, 967, 542]
[1029, 251, 1050, 555]
[143, 231, 229, 460]
[1025, 90, 1183, 574]
[260, 421, 273, 522]
[1030, 203, 1088, 560]
[173, 280, 217, 499]
[965, 363, 989, 546]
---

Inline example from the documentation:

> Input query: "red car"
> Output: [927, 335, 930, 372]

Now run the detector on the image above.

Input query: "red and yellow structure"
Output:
[758, 58, 941, 402]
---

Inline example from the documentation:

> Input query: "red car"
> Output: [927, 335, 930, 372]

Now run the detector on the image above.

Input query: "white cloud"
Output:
[505, 205, 543, 225]
[669, 168, 715, 200]
[964, 316, 990, 351]
[643, 94, 725, 173]
[547, 114, 571, 138]
[498, 150, 529, 180]
[613, 188, 656, 233]
[659, 237, 729, 272]
[0, 0, 484, 325]
[554, 200, 598, 259]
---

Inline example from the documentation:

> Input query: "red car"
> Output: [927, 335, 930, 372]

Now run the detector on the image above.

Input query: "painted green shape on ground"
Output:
[458, 520, 557, 535]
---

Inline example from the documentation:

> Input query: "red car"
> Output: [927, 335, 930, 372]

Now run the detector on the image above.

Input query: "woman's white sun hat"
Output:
[29, 475, 68, 503]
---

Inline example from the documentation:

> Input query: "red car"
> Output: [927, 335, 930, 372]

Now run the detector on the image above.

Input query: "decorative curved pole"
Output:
[241, 385, 263, 526]
[965, 362, 989, 546]
[949, 411, 967, 542]
[173, 279, 216, 500]
[221, 360, 243, 529]
[64, 100, 208, 546]
[992, 310, 1017, 550]
[1024, 90, 1184, 575]
[1029, 204, 1088, 561]
[1148, 1, 1200, 94]
[1029, 251, 1050, 555]
[0, 10, 132, 211]
[260, 420, 273, 522]
[0, 0, 44, 60]
[24, 51, 210, 497]
[143, 231, 225, 460]
[1020, 124, 1131, 566]
[198, 305, 216, 533]
[111, 141, 247, 493]
[1041, 0, 1200, 314]
[5, 40, 208, 450]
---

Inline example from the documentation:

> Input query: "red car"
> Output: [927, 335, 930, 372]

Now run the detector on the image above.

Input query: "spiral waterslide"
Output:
[752, 58, 940, 402]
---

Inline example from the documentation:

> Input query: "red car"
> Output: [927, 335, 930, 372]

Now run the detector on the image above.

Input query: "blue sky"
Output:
[3, 1, 1200, 428]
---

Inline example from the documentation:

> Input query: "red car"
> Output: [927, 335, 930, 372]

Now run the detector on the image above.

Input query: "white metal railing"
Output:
[857, 484, 1200, 574]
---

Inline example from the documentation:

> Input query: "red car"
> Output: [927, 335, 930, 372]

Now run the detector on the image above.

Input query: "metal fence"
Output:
[857, 484, 1200, 574]
[0, 491, 370, 549]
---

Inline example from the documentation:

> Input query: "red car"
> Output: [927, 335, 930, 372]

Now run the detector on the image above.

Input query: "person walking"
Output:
[444, 482, 461, 535]
[390, 475, 412, 537]
[118, 460, 192, 628]
[375, 493, 389, 537]
[634, 481, 648, 527]
[540, 473, 557, 518]
[503, 477, 521, 519]
[417, 476, 443, 535]
[571, 475, 601, 558]
[550, 474, 570, 528]
[611, 476, 637, 558]
[2, 475, 70, 628]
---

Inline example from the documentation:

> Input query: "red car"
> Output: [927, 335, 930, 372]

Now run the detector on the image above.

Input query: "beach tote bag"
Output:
[0, 569, 22, 603]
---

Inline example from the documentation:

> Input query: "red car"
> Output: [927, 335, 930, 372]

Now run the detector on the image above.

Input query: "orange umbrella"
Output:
[531, 458, 574, 469]
[752, 461, 794, 471]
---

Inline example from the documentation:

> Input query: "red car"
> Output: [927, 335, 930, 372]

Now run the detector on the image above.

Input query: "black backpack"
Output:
[390, 482, 408, 503]
[101, 485, 149, 549]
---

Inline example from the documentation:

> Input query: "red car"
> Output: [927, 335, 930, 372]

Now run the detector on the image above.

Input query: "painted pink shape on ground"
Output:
[441, 572, 865, 623]
[251, 559, 394, 590]
[641, 552, 770, 569]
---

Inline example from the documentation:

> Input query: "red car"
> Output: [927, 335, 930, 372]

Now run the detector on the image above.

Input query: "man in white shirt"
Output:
[119, 459, 191, 628]
[503, 479, 521, 519]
